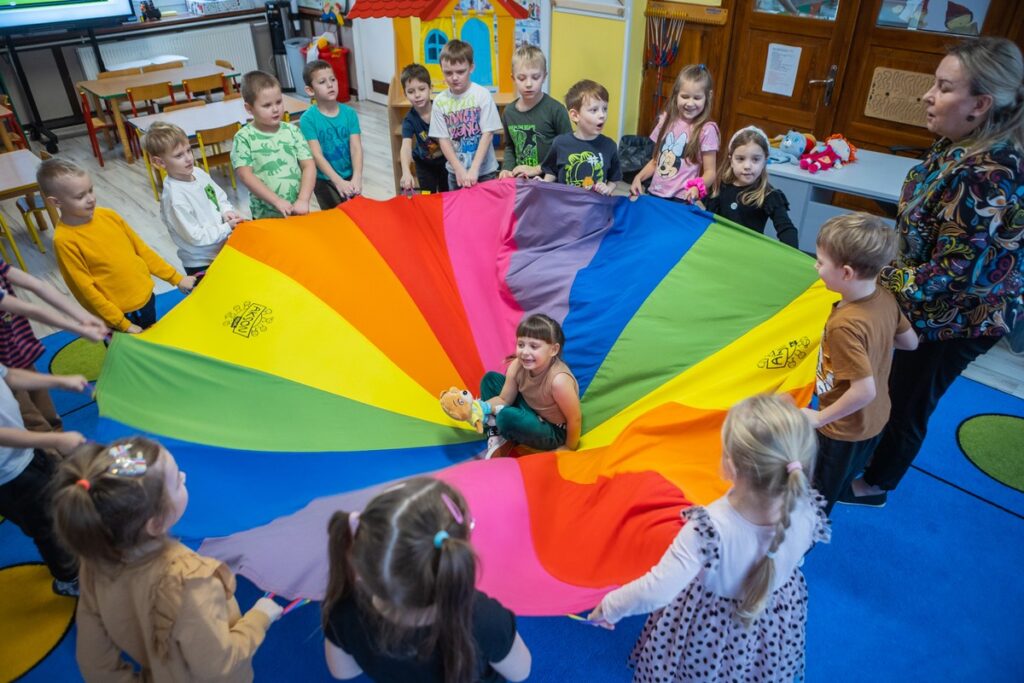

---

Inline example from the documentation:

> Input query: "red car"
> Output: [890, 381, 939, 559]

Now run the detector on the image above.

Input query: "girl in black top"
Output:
[706, 126, 799, 248]
[321, 477, 531, 683]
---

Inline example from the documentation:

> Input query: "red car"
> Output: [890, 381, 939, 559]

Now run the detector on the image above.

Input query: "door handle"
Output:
[808, 64, 838, 107]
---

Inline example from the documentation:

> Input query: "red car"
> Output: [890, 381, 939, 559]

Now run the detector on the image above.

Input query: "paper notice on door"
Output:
[762, 43, 802, 97]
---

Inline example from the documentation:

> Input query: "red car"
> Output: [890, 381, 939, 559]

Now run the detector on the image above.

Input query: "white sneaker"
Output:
[484, 435, 508, 460]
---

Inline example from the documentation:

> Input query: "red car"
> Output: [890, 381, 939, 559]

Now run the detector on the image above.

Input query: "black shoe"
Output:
[837, 488, 887, 508]
[53, 577, 80, 597]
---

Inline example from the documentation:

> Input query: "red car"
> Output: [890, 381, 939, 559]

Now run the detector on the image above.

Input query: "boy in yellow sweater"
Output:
[38, 159, 195, 333]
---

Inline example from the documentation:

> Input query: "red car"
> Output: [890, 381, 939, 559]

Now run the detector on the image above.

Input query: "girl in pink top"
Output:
[588, 394, 830, 683]
[630, 64, 720, 203]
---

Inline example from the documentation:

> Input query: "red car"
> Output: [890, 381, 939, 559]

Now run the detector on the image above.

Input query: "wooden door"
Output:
[831, 0, 1023, 153]
[722, 1, 860, 140]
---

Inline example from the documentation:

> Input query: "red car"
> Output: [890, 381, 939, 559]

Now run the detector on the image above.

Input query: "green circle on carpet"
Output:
[958, 414, 1024, 492]
[49, 338, 106, 382]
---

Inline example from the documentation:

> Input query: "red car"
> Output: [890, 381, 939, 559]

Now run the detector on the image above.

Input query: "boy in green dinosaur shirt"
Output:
[231, 70, 316, 219]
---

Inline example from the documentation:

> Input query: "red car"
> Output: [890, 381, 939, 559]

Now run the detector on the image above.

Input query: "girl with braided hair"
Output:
[321, 476, 531, 682]
[588, 393, 830, 683]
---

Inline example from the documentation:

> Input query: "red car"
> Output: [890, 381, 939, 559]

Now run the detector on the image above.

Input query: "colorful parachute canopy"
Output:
[97, 180, 834, 614]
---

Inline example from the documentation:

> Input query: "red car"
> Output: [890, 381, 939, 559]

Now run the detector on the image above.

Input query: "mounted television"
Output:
[0, 0, 135, 33]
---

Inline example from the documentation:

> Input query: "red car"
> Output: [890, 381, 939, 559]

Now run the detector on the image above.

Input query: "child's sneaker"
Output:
[52, 577, 80, 597]
[484, 435, 510, 460]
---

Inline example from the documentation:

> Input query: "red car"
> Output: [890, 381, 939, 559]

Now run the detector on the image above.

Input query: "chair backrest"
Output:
[98, 67, 142, 79]
[163, 100, 207, 113]
[183, 74, 226, 100]
[215, 59, 235, 70]
[196, 122, 240, 148]
[126, 82, 174, 115]
[142, 61, 185, 73]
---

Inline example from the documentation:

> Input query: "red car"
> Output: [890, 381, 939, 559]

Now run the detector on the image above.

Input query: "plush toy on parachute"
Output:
[439, 387, 493, 434]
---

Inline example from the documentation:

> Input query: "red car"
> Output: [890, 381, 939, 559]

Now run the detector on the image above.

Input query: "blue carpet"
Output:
[4, 305, 1023, 681]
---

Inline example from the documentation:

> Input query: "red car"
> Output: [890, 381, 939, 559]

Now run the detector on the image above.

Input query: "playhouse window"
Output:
[425, 30, 448, 63]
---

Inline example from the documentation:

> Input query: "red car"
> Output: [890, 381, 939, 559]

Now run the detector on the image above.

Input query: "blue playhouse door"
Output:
[461, 18, 492, 87]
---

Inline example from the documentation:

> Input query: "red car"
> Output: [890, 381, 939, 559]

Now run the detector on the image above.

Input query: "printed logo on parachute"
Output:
[758, 337, 811, 370]
[224, 302, 274, 338]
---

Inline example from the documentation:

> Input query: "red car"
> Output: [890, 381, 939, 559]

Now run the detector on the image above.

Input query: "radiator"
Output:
[76, 23, 260, 79]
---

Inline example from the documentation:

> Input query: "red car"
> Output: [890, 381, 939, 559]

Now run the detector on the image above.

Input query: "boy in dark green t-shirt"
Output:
[499, 45, 572, 179]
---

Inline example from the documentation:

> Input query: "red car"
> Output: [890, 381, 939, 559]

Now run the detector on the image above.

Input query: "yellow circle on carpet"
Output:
[0, 563, 76, 681]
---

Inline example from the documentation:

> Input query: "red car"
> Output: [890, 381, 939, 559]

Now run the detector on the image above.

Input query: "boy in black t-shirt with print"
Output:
[398, 64, 448, 194]
[542, 79, 621, 195]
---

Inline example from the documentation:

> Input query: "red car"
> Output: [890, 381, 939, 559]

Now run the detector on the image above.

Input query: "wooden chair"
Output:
[223, 92, 242, 101]
[98, 67, 141, 79]
[195, 122, 240, 190]
[163, 100, 207, 113]
[141, 61, 185, 72]
[79, 90, 114, 166]
[126, 82, 175, 158]
[0, 95, 28, 150]
[183, 74, 226, 102]
[0, 212, 27, 269]
[14, 150, 51, 254]
[216, 59, 240, 92]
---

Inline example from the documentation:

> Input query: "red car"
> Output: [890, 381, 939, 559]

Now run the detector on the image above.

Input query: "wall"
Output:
[549, 9, 628, 138]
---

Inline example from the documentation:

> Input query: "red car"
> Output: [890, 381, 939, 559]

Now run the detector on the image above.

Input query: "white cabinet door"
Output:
[352, 17, 395, 105]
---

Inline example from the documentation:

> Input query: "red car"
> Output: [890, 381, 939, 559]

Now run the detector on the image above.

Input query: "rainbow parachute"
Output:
[97, 180, 834, 613]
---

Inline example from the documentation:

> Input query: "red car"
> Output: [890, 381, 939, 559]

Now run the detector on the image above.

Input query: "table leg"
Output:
[0, 119, 13, 152]
[111, 97, 134, 163]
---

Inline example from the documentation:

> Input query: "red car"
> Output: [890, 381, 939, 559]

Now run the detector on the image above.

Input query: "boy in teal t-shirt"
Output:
[299, 60, 364, 209]
[231, 70, 316, 219]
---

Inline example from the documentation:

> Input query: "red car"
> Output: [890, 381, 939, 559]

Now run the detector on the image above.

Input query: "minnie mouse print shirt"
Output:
[647, 114, 720, 199]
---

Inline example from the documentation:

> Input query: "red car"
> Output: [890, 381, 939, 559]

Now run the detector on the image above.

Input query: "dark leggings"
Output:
[480, 371, 567, 451]
[862, 336, 998, 491]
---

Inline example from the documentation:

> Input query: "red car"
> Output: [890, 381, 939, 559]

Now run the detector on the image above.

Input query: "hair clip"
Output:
[106, 443, 147, 477]
[440, 492, 464, 525]
[433, 530, 450, 548]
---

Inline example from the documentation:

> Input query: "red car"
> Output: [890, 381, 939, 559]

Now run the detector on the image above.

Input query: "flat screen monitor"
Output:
[0, 0, 134, 33]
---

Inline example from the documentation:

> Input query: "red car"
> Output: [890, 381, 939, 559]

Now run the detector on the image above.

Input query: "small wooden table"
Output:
[0, 150, 57, 268]
[128, 96, 311, 198]
[128, 95, 311, 136]
[78, 63, 240, 163]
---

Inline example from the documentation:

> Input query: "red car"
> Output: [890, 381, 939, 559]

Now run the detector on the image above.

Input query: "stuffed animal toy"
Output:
[305, 32, 337, 63]
[439, 387, 493, 433]
[768, 130, 816, 164]
[799, 134, 857, 173]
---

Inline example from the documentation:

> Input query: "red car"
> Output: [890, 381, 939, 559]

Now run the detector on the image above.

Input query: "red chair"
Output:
[79, 90, 114, 167]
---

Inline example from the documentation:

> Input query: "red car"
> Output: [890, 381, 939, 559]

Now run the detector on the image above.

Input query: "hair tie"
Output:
[348, 511, 360, 536]
[440, 492, 464, 524]
[765, 550, 777, 560]
[683, 177, 707, 199]
[76, 478, 91, 491]
[433, 530, 450, 548]
[786, 461, 803, 474]
[728, 125, 770, 150]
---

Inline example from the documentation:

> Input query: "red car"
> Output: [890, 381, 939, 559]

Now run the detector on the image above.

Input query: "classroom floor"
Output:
[4, 97, 1022, 393]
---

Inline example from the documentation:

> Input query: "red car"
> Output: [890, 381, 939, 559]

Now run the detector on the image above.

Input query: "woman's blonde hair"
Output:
[948, 37, 1024, 156]
[715, 127, 771, 208]
[721, 394, 817, 627]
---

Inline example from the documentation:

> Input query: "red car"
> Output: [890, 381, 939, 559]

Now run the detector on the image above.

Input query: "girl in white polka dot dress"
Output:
[589, 393, 830, 682]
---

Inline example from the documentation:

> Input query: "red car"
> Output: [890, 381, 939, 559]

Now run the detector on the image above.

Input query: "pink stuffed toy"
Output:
[799, 134, 857, 174]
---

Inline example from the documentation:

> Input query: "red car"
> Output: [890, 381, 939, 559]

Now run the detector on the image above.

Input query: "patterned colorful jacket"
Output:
[880, 138, 1024, 342]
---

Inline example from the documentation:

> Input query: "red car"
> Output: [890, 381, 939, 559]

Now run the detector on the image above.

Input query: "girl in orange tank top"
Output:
[478, 314, 582, 459]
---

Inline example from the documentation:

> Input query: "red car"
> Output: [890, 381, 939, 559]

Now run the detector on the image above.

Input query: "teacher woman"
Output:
[851, 37, 1024, 503]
